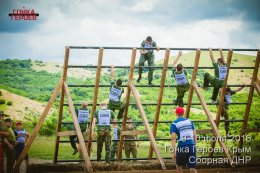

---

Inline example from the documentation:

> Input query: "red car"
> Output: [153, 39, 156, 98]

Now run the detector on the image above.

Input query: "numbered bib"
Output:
[113, 128, 118, 140]
[78, 109, 89, 123]
[175, 119, 194, 141]
[109, 86, 122, 102]
[98, 110, 111, 126]
[225, 94, 232, 103]
[144, 43, 153, 52]
[218, 65, 227, 80]
[174, 71, 188, 85]
[15, 129, 26, 143]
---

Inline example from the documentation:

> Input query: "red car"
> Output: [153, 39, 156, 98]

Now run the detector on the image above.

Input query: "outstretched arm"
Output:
[209, 48, 215, 62]
[171, 133, 177, 160]
[235, 85, 245, 93]
[110, 65, 115, 81]
[218, 48, 225, 60]
[173, 50, 182, 67]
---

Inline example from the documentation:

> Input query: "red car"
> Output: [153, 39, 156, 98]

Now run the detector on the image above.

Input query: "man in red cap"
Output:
[170, 107, 197, 173]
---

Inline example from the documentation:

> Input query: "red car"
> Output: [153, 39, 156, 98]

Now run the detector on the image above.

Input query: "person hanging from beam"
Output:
[219, 85, 245, 136]
[110, 121, 120, 160]
[202, 48, 227, 103]
[92, 102, 115, 163]
[69, 101, 90, 156]
[170, 107, 197, 173]
[124, 118, 139, 160]
[136, 36, 160, 86]
[108, 65, 125, 119]
[172, 51, 190, 107]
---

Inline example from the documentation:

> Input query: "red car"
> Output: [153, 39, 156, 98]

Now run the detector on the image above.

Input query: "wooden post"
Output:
[64, 82, 93, 172]
[209, 50, 233, 157]
[254, 77, 260, 95]
[148, 49, 170, 159]
[87, 48, 104, 154]
[193, 81, 233, 166]
[129, 81, 166, 170]
[54, 47, 70, 163]
[238, 50, 260, 151]
[185, 49, 201, 118]
[117, 48, 136, 161]
[13, 79, 63, 173]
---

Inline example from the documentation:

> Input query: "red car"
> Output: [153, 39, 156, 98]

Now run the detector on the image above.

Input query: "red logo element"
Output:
[9, 7, 39, 20]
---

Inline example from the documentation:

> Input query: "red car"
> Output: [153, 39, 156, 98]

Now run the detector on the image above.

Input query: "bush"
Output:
[0, 99, 6, 105]
[7, 101, 12, 106]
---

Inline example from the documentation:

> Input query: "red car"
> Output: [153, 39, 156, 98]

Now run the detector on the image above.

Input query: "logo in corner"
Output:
[9, 7, 39, 20]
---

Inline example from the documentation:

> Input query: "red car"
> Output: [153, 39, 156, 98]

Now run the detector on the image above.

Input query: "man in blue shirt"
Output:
[170, 107, 197, 173]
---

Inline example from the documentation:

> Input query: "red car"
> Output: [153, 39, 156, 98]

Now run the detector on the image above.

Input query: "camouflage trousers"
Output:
[108, 101, 126, 119]
[124, 144, 137, 159]
[97, 129, 111, 163]
[221, 106, 229, 135]
[203, 73, 224, 101]
[110, 142, 118, 160]
[176, 84, 190, 107]
[138, 53, 155, 82]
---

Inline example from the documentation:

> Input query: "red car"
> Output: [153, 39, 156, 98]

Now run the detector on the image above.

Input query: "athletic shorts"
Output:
[176, 145, 196, 168]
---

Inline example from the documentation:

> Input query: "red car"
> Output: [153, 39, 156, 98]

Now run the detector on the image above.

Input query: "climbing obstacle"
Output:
[12, 46, 260, 173]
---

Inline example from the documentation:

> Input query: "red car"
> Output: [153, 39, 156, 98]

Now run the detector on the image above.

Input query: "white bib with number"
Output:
[113, 128, 118, 140]
[174, 71, 188, 85]
[144, 43, 153, 52]
[78, 109, 89, 123]
[175, 119, 194, 141]
[225, 94, 232, 103]
[98, 110, 111, 126]
[218, 65, 227, 80]
[109, 86, 122, 102]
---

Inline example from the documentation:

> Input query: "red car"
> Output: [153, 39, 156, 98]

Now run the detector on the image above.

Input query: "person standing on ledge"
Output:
[108, 65, 125, 119]
[170, 107, 197, 173]
[202, 48, 227, 103]
[137, 36, 160, 86]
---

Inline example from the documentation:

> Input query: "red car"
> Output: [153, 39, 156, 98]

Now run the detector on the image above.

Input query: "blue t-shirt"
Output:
[170, 117, 195, 146]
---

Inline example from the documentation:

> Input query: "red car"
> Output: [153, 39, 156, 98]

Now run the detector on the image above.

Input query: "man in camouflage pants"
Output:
[124, 118, 138, 160]
[92, 102, 115, 163]
[172, 51, 190, 107]
[108, 65, 125, 119]
[110, 122, 120, 160]
[137, 36, 160, 86]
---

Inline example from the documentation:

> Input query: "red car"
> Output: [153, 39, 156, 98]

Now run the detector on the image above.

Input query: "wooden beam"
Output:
[64, 82, 93, 172]
[193, 81, 233, 166]
[196, 129, 213, 134]
[87, 48, 104, 155]
[121, 130, 147, 136]
[148, 49, 170, 159]
[13, 79, 63, 173]
[254, 77, 260, 96]
[129, 81, 166, 170]
[239, 50, 260, 151]
[185, 49, 201, 118]
[242, 128, 260, 133]
[57, 131, 77, 137]
[54, 47, 70, 163]
[117, 48, 137, 161]
[210, 50, 233, 157]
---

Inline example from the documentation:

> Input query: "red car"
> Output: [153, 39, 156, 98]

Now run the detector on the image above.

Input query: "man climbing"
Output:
[219, 86, 245, 136]
[69, 101, 90, 156]
[137, 36, 160, 86]
[124, 118, 138, 160]
[0, 111, 9, 173]
[170, 107, 197, 173]
[202, 48, 227, 103]
[92, 102, 115, 163]
[110, 121, 120, 160]
[172, 51, 190, 107]
[108, 65, 125, 119]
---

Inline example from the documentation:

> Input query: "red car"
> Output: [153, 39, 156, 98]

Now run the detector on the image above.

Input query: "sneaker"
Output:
[148, 81, 154, 86]
[137, 76, 142, 83]
[72, 149, 78, 155]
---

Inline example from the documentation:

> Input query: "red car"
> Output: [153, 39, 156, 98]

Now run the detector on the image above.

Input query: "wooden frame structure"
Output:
[12, 47, 259, 173]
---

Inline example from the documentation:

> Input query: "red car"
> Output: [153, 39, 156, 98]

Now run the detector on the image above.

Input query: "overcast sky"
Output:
[0, 0, 259, 65]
